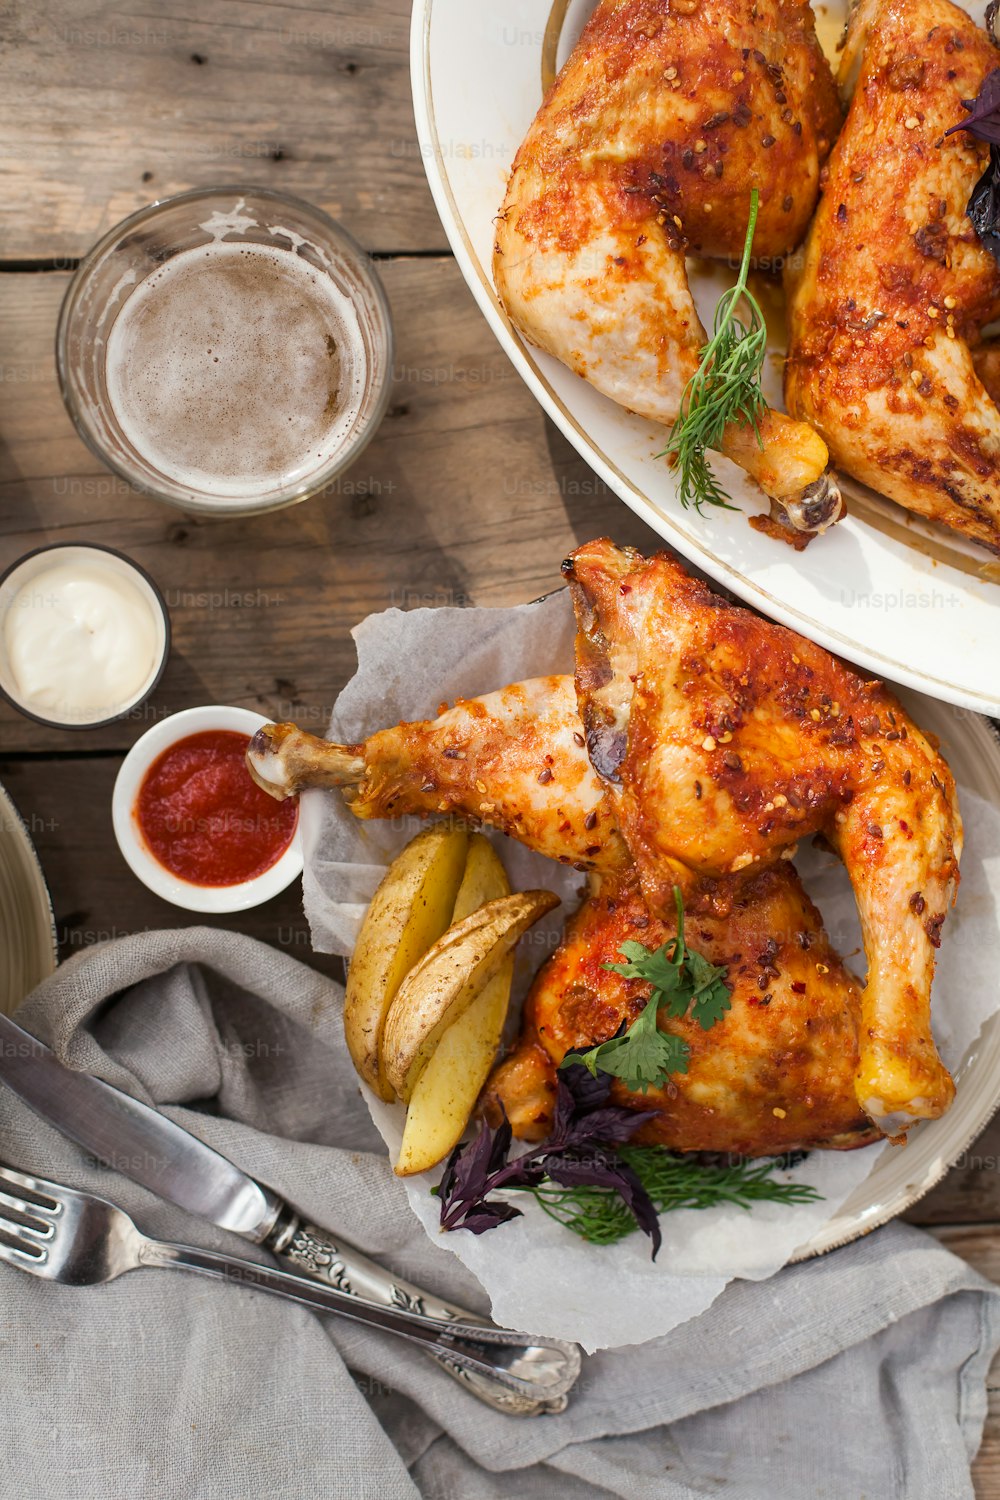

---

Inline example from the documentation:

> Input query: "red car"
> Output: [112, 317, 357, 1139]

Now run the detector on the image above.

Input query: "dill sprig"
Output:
[519, 1146, 821, 1247]
[662, 188, 769, 513]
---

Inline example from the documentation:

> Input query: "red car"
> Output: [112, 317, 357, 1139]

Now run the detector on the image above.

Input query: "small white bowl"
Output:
[0, 543, 170, 729]
[112, 704, 302, 913]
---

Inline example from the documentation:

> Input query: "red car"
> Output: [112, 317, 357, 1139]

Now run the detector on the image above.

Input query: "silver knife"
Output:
[0, 1012, 576, 1414]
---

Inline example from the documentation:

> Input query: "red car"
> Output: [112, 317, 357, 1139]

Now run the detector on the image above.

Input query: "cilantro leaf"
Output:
[686, 950, 733, 1030]
[562, 887, 731, 1093]
[573, 994, 691, 1094]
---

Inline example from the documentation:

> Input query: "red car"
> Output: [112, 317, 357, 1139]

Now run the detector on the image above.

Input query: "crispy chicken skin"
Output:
[247, 543, 962, 1144]
[565, 539, 962, 1135]
[785, 0, 1000, 552]
[487, 866, 879, 1154]
[493, 0, 844, 535]
[248, 676, 629, 876]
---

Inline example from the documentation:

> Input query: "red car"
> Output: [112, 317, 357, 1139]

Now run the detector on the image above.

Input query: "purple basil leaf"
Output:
[558, 1054, 616, 1116]
[945, 68, 1000, 144]
[453, 1200, 524, 1235]
[543, 1152, 663, 1260]
[486, 1153, 549, 1195]
[438, 1113, 513, 1228]
[561, 1104, 657, 1149]
[968, 147, 1000, 264]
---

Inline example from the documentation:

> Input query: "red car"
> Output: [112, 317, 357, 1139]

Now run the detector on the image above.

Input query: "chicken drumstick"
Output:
[494, 0, 845, 537]
[785, 0, 1000, 552]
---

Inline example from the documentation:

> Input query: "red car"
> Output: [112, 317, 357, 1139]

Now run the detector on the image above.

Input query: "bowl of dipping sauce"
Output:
[112, 705, 302, 912]
[0, 543, 170, 729]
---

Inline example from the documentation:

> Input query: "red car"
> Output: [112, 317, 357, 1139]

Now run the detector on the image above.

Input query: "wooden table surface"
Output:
[2, 1, 999, 1486]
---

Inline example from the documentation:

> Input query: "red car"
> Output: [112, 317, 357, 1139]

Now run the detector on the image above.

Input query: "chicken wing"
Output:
[488, 865, 879, 1155]
[784, 0, 1000, 552]
[565, 539, 962, 1135]
[494, 0, 845, 536]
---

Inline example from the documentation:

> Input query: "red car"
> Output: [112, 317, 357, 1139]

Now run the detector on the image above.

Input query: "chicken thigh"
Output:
[488, 865, 879, 1155]
[784, 0, 1000, 552]
[494, 0, 845, 535]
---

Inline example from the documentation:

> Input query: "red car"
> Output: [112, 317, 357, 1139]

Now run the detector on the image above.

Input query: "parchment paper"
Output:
[301, 592, 1000, 1351]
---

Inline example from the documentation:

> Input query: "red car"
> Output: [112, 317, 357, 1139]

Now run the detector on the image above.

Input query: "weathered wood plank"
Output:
[907, 1115, 1000, 1228]
[0, 0, 444, 258]
[0, 752, 342, 972]
[0, 261, 663, 754]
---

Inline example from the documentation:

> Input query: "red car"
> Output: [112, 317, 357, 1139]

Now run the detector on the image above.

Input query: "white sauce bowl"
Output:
[0, 543, 170, 729]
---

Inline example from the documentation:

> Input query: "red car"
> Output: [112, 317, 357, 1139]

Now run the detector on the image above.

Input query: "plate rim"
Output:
[410, 0, 1000, 718]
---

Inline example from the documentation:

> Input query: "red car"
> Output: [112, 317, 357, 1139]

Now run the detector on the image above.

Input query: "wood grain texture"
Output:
[0, 263, 662, 755]
[0, 1, 445, 258]
[2, 1, 1000, 1486]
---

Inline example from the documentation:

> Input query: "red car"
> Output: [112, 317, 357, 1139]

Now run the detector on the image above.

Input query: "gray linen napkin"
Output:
[3, 928, 998, 1500]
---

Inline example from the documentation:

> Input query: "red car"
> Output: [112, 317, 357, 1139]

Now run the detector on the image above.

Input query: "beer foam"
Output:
[105, 241, 368, 499]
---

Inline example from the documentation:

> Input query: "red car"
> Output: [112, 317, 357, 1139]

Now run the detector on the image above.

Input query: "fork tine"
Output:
[0, 1206, 48, 1254]
[0, 1224, 45, 1260]
[0, 1202, 54, 1243]
[0, 1163, 63, 1206]
[0, 1234, 45, 1269]
[0, 1183, 59, 1221]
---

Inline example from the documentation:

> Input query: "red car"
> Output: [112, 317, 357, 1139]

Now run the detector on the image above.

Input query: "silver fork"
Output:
[0, 1162, 579, 1408]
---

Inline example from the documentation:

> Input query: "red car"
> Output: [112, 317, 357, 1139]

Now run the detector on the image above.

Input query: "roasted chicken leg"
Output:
[785, 0, 1000, 552]
[494, 0, 845, 536]
[249, 675, 629, 875]
[488, 866, 879, 1155]
[566, 539, 961, 1135]
[248, 543, 962, 1141]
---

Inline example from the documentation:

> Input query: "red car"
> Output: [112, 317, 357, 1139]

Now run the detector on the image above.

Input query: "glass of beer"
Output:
[56, 186, 393, 517]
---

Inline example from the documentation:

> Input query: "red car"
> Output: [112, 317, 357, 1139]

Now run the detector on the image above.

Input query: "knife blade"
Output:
[0, 1011, 573, 1413]
[0, 1012, 281, 1237]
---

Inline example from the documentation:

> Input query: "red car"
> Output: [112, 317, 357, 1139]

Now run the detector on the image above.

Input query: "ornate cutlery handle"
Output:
[142, 1230, 580, 1413]
[265, 1211, 576, 1414]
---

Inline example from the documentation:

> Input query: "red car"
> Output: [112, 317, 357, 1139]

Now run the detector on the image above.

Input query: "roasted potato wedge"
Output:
[396, 836, 512, 1175]
[382, 888, 559, 1103]
[343, 824, 468, 1100]
[395, 960, 514, 1175]
[450, 833, 509, 924]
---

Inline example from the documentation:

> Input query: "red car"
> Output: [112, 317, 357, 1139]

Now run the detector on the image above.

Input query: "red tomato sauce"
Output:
[135, 729, 297, 886]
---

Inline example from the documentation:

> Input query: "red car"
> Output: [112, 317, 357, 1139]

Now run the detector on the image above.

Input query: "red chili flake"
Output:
[791, 981, 807, 994]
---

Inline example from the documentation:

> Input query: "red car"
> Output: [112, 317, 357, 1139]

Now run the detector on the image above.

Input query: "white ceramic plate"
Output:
[793, 696, 1000, 1258]
[0, 781, 57, 1015]
[411, 0, 1000, 716]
